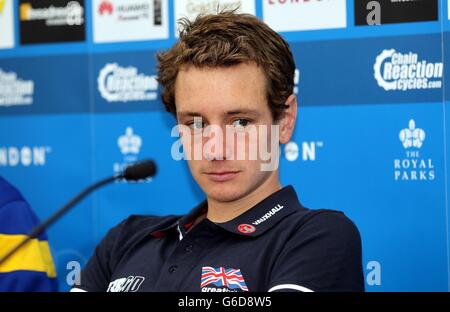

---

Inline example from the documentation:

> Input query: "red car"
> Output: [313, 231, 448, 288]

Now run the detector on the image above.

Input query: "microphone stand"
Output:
[0, 175, 122, 266]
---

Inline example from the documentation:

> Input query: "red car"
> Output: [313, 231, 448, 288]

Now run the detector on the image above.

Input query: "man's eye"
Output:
[231, 119, 250, 128]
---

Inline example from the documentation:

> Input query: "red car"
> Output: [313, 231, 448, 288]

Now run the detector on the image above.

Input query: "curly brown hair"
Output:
[156, 10, 296, 121]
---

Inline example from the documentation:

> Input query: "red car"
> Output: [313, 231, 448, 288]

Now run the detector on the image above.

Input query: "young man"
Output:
[73, 11, 364, 292]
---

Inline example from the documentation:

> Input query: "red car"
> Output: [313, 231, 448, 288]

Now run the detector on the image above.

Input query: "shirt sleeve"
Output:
[0, 200, 58, 292]
[71, 220, 125, 292]
[267, 211, 364, 292]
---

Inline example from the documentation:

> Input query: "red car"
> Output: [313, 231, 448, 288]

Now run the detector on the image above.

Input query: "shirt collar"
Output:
[151, 185, 302, 238]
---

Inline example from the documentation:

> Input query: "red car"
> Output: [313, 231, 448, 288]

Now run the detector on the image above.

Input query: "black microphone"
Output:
[123, 159, 157, 181]
[0, 159, 157, 265]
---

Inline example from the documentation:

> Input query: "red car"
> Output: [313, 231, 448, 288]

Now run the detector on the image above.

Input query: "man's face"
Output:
[174, 62, 279, 203]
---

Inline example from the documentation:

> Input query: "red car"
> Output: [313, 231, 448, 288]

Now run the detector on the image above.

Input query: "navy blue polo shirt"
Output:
[73, 185, 364, 292]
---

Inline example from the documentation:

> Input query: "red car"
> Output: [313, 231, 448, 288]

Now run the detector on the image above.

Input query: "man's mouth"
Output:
[204, 171, 240, 182]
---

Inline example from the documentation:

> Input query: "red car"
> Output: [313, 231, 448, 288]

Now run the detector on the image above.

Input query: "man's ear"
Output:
[278, 94, 297, 144]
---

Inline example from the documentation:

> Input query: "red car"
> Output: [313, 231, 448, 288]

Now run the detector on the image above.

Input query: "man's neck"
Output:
[206, 174, 282, 223]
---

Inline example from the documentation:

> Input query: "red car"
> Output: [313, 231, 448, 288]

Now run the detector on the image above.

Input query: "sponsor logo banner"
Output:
[355, 0, 438, 26]
[374, 49, 443, 91]
[262, 0, 346, 32]
[0, 0, 14, 49]
[0, 68, 34, 107]
[0, 145, 52, 167]
[394, 119, 435, 182]
[0, 54, 90, 115]
[93, 51, 163, 113]
[19, 0, 86, 44]
[174, 0, 255, 36]
[93, 0, 169, 43]
[97, 63, 158, 103]
[112, 126, 151, 183]
[289, 33, 443, 107]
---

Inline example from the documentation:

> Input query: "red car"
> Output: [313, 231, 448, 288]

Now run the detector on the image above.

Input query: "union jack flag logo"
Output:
[201, 266, 249, 291]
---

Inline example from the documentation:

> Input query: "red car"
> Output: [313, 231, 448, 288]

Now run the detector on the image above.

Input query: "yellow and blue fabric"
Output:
[0, 176, 57, 291]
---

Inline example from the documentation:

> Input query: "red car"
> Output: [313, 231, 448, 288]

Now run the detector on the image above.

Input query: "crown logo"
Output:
[399, 119, 425, 149]
[118, 127, 142, 155]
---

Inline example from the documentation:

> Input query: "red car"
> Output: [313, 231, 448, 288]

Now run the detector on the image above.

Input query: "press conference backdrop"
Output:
[0, 0, 449, 291]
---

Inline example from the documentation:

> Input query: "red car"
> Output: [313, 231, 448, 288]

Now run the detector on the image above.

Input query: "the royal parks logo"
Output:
[394, 119, 434, 182]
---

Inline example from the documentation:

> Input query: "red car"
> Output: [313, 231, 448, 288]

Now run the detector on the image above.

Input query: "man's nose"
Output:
[203, 125, 233, 161]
